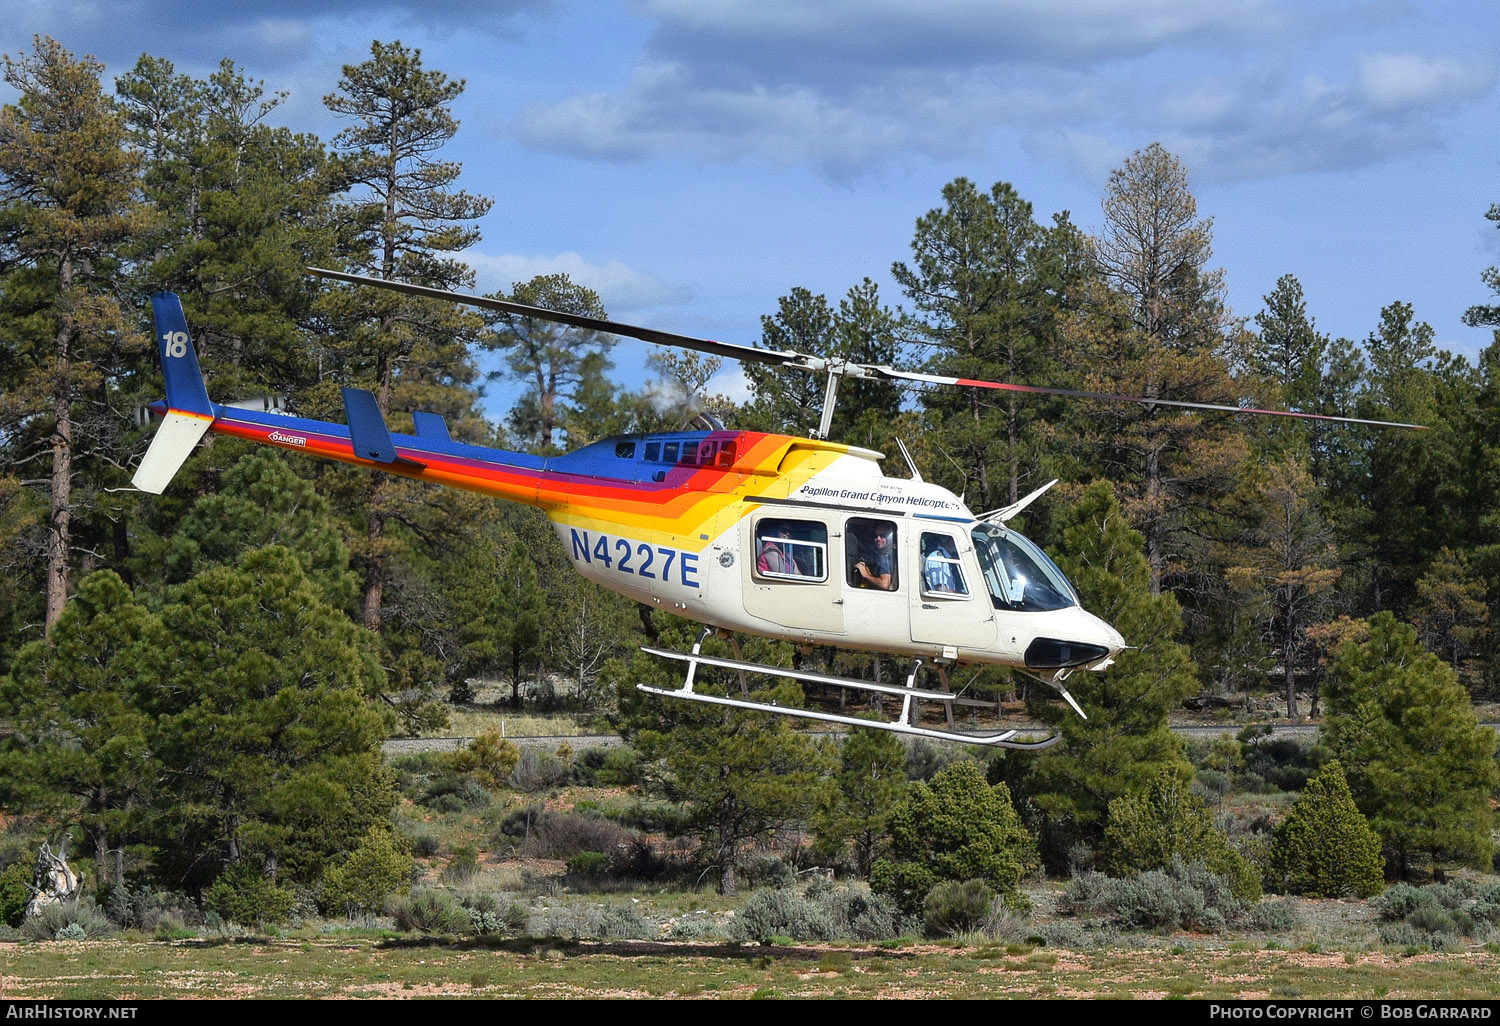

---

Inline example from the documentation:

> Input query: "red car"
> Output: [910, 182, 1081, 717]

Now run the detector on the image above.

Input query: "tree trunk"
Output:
[44, 258, 76, 634]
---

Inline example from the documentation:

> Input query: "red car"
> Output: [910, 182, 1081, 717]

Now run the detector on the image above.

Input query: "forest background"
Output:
[1, 35, 1498, 933]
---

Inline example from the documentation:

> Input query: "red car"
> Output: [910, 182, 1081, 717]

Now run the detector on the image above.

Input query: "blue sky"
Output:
[4, 0, 1498, 408]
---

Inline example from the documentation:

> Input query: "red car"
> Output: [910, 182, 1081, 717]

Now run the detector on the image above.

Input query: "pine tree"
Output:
[0, 36, 149, 632]
[892, 179, 1082, 509]
[1321, 612, 1498, 878]
[1411, 547, 1489, 694]
[1265, 761, 1384, 897]
[1229, 454, 1341, 719]
[812, 726, 909, 878]
[1011, 480, 1198, 871]
[138, 547, 395, 892]
[0, 571, 160, 890]
[613, 624, 831, 896]
[321, 39, 491, 631]
[482, 273, 613, 453]
[1246, 275, 1329, 462]
[1072, 143, 1248, 598]
[117, 55, 340, 401]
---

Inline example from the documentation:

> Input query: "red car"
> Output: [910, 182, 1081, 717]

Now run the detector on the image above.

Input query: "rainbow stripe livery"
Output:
[135, 290, 1128, 747]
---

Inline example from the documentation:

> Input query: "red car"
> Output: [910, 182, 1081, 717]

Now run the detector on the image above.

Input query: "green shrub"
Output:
[440, 844, 481, 885]
[923, 879, 995, 937]
[447, 729, 521, 790]
[1102, 772, 1261, 902]
[733, 881, 905, 943]
[20, 898, 115, 941]
[597, 901, 657, 939]
[320, 829, 414, 916]
[0, 861, 32, 929]
[419, 774, 492, 811]
[734, 886, 835, 943]
[510, 748, 571, 792]
[1373, 881, 1496, 945]
[388, 887, 471, 934]
[566, 851, 609, 880]
[574, 747, 643, 786]
[1249, 899, 1302, 932]
[1264, 762, 1384, 898]
[102, 885, 195, 931]
[1059, 860, 1245, 933]
[871, 761, 1037, 917]
[741, 852, 795, 889]
[202, 865, 296, 927]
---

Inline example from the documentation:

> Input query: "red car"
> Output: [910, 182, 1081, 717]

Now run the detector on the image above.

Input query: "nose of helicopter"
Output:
[1087, 611, 1127, 668]
[1021, 606, 1127, 672]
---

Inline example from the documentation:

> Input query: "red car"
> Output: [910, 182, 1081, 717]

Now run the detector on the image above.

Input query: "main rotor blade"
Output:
[308, 267, 805, 369]
[866, 366, 1428, 431]
[309, 267, 1424, 431]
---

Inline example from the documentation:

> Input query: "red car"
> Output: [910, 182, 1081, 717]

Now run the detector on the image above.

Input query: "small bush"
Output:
[21, 899, 115, 941]
[733, 882, 905, 943]
[597, 901, 658, 939]
[447, 729, 521, 790]
[740, 853, 795, 889]
[0, 861, 33, 928]
[527, 813, 632, 860]
[1058, 860, 1244, 933]
[1373, 882, 1495, 945]
[419, 774, 492, 811]
[923, 879, 995, 937]
[460, 893, 529, 936]
[526, 900, 658, 941]
[1249, 899, 1302, 932]
[670, 914, 729, 940]
[388, 887, 471, 934]
[408, 832, 442, 858]
[440, 845, 481, 885]
[734, 887, 835, 943]
[320, 829, 414, 916]
[510, 748, 571, 793]
[566, 851, 609, 881]
[1102, 773, 1261, 902]
[202, 866, 296, 927]
[102, 885, 195, 932]
[572, 746, 643, 786]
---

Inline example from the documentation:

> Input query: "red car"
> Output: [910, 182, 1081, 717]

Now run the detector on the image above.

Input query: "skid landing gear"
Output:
[639, 628, 1061, 750]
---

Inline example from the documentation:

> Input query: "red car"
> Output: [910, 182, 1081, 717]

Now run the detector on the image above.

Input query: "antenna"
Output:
[893, 437, 924, 482]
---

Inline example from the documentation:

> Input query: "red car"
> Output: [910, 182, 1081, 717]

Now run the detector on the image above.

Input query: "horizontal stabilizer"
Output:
[411, 410, 451, 441]
[341, 387, 425, 468]
[132, 411, 213, 494]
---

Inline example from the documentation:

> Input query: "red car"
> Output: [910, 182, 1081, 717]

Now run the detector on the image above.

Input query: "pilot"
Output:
[854, 526, 895, 590]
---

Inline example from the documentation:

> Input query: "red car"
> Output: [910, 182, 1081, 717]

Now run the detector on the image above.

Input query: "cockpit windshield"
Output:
[970, 523, 1079, 612]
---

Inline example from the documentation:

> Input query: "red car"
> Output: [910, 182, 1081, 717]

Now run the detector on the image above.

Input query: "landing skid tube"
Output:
[639, 636, 1061, 750]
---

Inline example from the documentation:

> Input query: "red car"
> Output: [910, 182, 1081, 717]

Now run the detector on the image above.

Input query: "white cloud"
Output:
[463, 249, 691, 313]
[1356, 51, 1492, 110]
[513, 1, 1498, 183]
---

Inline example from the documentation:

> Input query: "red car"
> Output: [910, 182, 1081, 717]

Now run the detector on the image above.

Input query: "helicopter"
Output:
[132, 270, 1423, 749]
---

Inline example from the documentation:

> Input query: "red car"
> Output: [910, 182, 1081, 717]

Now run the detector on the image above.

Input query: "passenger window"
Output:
[615, 441, 636, 459]
[663, 442, 679, 464]
[716, 441, 736, 468]
[847, 517, 898, 591]
[644, 442, 660, 462]
[920, 533, 969, 597]
[754, 519, 828, 582]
